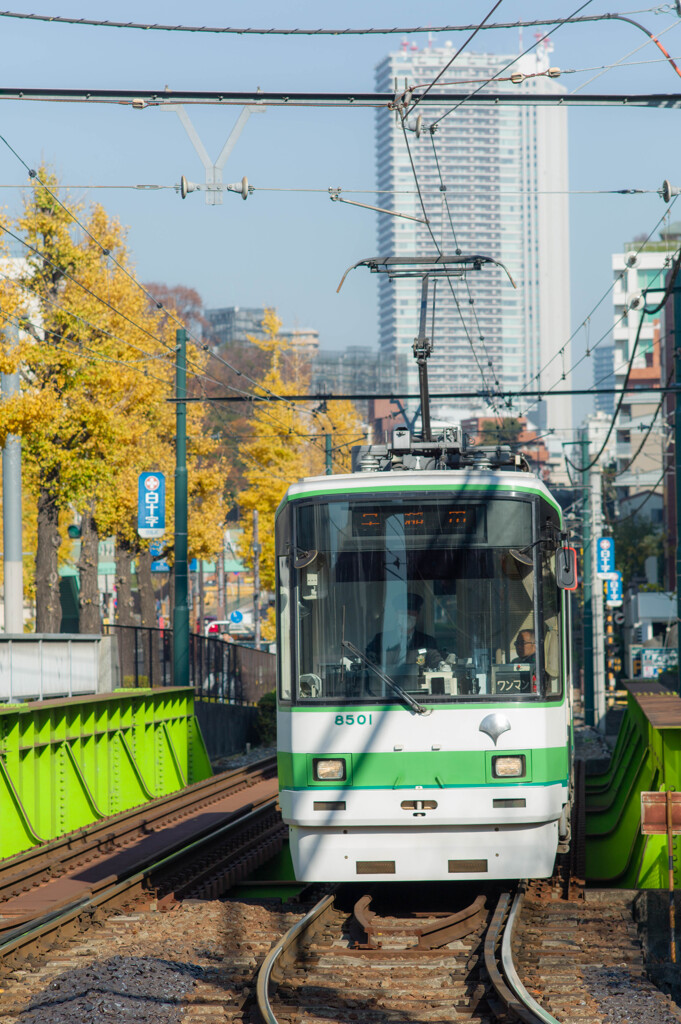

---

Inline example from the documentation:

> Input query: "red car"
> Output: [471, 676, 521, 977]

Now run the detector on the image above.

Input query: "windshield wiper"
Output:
[341, 639, 431, 716]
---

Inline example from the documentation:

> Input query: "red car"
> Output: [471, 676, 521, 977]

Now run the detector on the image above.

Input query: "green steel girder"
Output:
[585, 693, 681, 888]
[0, 688, 212, 860]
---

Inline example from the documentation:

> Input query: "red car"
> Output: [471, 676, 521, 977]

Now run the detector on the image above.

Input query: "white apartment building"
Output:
[611, 234, 678, 495]
[374, 40, 571, 431]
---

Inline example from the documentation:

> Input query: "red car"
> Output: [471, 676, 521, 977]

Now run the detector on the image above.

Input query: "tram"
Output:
[275, 256, 576, 882]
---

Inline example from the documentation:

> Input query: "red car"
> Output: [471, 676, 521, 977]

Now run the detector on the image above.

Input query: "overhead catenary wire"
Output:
[427, 128, 505, 402]
[566, 246, 681, 474]
[397, 112, 503, 416]
[0, 8, 666, 36]
[406, 0, 504, 113]
[571, 14, 681, 92]
[426, 0, 596, 129]
[518, 197, 679, 404]
[0, 140, 326, 426]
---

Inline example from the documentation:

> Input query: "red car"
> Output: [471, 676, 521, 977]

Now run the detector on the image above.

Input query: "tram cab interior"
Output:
[278, 494, 564, 707]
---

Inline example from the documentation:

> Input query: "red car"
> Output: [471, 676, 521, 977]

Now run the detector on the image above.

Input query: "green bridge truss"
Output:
[586, 682, 681, 888]
[0, 687, 212, 860]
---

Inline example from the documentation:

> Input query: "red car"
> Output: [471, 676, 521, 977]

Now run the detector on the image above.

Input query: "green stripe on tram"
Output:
[277, 746, 569, 790]
[279, 479, 562, 516]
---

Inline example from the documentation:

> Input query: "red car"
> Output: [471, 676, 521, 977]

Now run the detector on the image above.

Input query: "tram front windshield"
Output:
[279, 498, 561, 705]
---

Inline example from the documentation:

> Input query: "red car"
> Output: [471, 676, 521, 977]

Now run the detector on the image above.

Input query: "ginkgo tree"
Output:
[0, 169, 228, 633]
[236, 311, 363, 639]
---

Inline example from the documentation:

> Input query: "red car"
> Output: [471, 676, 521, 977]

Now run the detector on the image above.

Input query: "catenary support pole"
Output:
[325, 434, 332, 475]
[2, 323, 23, 634]
[173, 329, 189, 686]
[675, 273, 681, 695]
[253, 509, 261, 649]
[582, 433, 595, 726]
[591, 466, 606, 730]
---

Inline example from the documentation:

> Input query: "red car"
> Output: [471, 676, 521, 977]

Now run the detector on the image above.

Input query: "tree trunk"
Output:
[115, 537, 137, 685]
[35, 484, 62, 633]
[78, 502, 101, 634]
[137, 549, 157, 628]
[137, 548, 161, 685]
[115, 539, 136, 627]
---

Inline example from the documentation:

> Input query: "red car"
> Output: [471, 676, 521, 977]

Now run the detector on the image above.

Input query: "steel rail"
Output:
[0, 754, 277, 900]
[0, 88, 679, 108]
[256, 894, 336, 1024]
[0, 798, 279, 962]
[485, 887, 563, 1024]
[501, 888, 562, 1024]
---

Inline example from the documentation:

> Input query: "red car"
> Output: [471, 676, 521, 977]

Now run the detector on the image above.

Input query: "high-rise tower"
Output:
[374, 41, 571, 430]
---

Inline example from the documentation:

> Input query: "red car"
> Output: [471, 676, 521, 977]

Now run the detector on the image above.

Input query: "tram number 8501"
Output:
[335, 714, 373, 725]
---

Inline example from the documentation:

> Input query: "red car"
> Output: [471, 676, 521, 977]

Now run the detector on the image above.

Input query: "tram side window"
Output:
[542, 551, 562, 697]
[278, 557, 292, 700]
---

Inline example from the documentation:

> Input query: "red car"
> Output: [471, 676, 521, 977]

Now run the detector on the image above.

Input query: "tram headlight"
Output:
[492, 755, 526, 778]
[313, 758, 346, 781]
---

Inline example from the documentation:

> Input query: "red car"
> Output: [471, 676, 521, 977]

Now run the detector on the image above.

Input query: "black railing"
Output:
[104, 625, 275, 705]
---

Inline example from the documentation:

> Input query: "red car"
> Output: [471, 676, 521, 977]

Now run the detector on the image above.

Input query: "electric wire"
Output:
[407, 0, 504, 113]
[0, 140, 325, 426]
[0, 303, 173, 387]
[518, 198, 678, 404]
[398, 112, 502, 415]
[426, 0, 596, 129]
[566, 247, 681, 474]
[612, 369, 671, 477]
[427, 128, 504, 400]
[0, 8, 666, 36]
[571, 15, 681, 91]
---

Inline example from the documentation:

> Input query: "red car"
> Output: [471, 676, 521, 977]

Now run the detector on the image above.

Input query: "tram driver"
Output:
[366, 592, 442, 675]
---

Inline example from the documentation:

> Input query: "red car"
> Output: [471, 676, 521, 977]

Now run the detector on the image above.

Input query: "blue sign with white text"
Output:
[606, 571, 623, 607]
[138, 472, 166, 539]
[150, 539, 170, 573]
[596, 536, 615, 577]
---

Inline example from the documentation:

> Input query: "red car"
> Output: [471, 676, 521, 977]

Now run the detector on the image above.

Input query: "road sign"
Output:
[230, 610, 243, 625]
[596, 536, 615, 578]
[150, 540, 170, 573]
[605, 571, 623, 607]
[614, 610, 625, 625]
[138, 472, 165, 539]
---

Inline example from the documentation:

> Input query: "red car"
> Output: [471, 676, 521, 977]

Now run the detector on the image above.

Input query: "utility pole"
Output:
[2, 324, 23, 634]
[217, 531, 226, 621]
[581, 433, 595, 727]
[252, 509, 261, 649]
[675, 272, 681, 694]
[325, 434, 332, 475]
[173, 329, 189, 686]
[591, 466, 606, 730]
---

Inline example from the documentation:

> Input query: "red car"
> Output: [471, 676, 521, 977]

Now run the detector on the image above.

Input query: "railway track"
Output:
[0, 755, 283, 973]
[256, 884, 560, 1024]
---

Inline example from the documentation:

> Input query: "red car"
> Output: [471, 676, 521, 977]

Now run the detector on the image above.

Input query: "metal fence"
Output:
[104, 625, 275, 705]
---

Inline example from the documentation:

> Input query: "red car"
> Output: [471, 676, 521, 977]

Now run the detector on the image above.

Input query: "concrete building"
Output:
[374, 39, 570, 430]
[311, 345, 406, 407]
[205, 307, 266, 347]
[611, 234, 677, 501]
[280, 328, 320, 358]
[593, 345, 615, 415]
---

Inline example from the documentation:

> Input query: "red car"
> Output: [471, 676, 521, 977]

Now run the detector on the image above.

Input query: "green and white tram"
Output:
[275, 426, 576, 882]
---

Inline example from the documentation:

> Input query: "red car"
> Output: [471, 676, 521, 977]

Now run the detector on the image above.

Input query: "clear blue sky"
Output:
[1, 1, 680, 425]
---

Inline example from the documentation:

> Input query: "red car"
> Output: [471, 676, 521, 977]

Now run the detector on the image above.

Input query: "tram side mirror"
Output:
[294, 548, 318, 569]
[556, 546, 578, 590]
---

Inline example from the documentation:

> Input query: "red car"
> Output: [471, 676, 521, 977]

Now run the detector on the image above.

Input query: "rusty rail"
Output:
[484, 887, 562, 1024]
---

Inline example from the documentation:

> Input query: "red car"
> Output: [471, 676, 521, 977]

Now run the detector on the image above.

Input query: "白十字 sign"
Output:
[138, 472, 166, 539]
